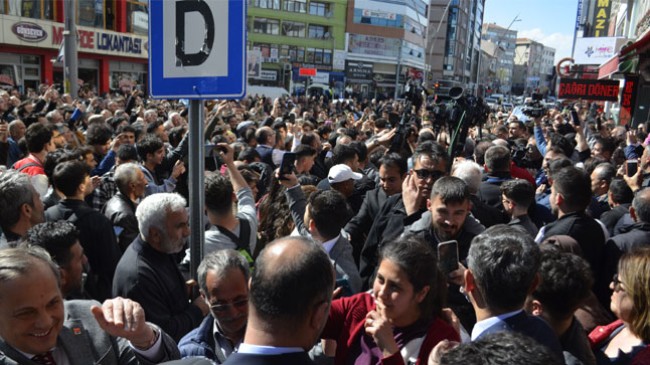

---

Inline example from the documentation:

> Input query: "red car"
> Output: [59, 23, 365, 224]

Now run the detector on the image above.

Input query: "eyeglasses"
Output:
[414, 169, 444, 180]
[209, 298, 248, 313]
[612, 274, 626, 292]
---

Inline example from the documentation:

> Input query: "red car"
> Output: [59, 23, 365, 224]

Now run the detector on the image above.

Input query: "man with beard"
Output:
[113, 193, 209, 341]
[179, 250, 250, 363]
[404, 176, 485, 330]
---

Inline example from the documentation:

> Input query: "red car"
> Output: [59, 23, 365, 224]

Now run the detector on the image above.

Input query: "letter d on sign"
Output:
[175, 0, 214, 66]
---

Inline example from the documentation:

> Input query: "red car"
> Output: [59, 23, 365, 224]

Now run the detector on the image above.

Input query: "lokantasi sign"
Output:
[558, 78, 619, 101]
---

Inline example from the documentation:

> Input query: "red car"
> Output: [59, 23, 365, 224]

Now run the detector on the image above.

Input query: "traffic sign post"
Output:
[149, 0, 247, 99]
[148, 0, 247, 279]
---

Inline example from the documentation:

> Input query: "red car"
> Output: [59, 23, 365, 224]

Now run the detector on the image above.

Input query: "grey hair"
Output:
[197, 249, 250, 295]
[114, 163, 141, 195]
[136, 193, 186, 241]
[0, 170, 35, 231]
[0, 245, 61, 290]
[451, 160, 482, 194]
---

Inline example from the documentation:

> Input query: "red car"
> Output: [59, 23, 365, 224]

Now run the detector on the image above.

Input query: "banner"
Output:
[558, 78, 619, 101]
[619, 74, 638, 126]
[590, 0, 612, 37]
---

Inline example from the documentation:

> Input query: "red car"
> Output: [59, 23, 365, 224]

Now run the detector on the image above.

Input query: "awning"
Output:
[598, 55, 619, 79]
[620, 28, 650, 57]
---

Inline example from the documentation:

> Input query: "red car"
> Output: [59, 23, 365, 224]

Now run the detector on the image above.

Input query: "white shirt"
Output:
[238, 343, 303, 355]
[470, 309, 523, 341]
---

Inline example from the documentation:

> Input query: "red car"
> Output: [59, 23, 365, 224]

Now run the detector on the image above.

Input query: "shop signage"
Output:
[619, 74, 638, 126]
[348, 34, 400, 58]
[573, 37, 628, 65]
[345, 61, 373, 83]
[591, 0, 612, 37]
[558, 78, 619, 101]
[12, 22, 47, 42]
[299, 68, 317, 77]
[361, 9, 396, 21]
[259, 70, 277, 81]
[1, 15, 148, 58]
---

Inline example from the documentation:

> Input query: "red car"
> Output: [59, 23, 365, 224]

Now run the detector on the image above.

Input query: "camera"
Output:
[521, 93, 546, 118]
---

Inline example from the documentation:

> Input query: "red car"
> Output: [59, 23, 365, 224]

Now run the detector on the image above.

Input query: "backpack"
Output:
[215, 217, 254, 268]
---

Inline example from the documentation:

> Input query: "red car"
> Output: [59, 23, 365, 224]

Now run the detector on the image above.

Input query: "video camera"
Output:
[522, 93, 546, 118]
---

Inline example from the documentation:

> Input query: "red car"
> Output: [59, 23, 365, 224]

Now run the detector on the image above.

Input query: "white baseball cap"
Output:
[328, 164, 362, 184]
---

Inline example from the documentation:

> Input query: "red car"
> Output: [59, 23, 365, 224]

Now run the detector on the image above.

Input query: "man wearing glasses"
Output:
[360, 141, 448, 289]
[179, 249, 249, 363]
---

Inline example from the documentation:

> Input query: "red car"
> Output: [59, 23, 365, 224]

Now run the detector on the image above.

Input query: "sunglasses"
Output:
[414, 169, 444, 180]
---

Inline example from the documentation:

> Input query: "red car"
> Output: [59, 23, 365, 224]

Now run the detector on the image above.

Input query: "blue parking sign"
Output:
[148, 0, 246, 99]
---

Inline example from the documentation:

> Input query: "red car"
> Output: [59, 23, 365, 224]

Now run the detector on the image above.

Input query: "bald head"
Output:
[249, 237, 334, 333]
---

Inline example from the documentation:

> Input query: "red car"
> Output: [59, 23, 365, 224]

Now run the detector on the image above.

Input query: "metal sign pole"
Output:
[188, 100, 205, 280]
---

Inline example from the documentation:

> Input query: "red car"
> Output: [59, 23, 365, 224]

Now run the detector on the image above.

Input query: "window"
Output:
[282, 21, 305, 37]
[254, 18, 280, 35]
[127, 1, 147, 34]
[283, 0, 306, 13]
[306, 48, 315, 63]
[254, 0, 280, 10]
[308, 25, 327, 39]
[11, 0, 54, 20]
[309, 2, 330, 16]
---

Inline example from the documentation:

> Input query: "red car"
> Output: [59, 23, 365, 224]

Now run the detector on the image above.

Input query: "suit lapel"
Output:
[58, 323, 97, 365]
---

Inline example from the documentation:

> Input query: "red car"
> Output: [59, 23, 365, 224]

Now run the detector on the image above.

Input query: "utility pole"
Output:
[63, 0, 78, 98]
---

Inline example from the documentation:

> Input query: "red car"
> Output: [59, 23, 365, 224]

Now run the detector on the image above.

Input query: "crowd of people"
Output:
[0, 83, 649, 365]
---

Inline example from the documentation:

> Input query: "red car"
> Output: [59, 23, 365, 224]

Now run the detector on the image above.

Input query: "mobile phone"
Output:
[204, 144, 216, 155]
[437, 240, 459, 275]
[279, 152, 296, 180]
[626, 160, 638, 177]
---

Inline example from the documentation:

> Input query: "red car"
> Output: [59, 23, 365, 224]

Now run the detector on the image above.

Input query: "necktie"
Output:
[32, 351, 56, 365]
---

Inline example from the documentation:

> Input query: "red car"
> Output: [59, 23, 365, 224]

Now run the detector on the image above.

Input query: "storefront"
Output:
[0, 13, 147, 94]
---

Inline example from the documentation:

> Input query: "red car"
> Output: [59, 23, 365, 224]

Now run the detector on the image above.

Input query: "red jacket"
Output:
[12, 155, 45, 176]
[589, 320, 650, 365]
[321, 292, 460, 365]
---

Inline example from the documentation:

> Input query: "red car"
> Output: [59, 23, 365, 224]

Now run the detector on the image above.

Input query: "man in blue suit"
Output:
[222, 236, 335, 365]
[462, 225, 563, 361]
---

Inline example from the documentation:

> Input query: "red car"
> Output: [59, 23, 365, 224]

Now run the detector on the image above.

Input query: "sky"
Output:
[483, 0, 580, 64]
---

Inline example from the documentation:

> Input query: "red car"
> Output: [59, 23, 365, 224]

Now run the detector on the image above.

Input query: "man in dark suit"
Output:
[280, 172, 361, 295]
[462, 225, 563, 361]
[254, 126, 278, 167]
[344, 152, 406, 261]
[222, 236, 335, 365]
[0, 245, 180, 364]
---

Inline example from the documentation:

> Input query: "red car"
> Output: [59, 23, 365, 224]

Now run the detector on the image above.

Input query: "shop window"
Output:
[127, 0, 148, 34]
[5, 0, 54, 19]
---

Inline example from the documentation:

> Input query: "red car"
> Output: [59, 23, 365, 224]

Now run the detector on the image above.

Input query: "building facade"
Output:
[247, 0, 347, 96]
[345, 0, 428, 99]
[481, 22, 517, 94]
[512, 38, 555, 95]
[427, 0, 484, 94]
[0, 0, 148, 95]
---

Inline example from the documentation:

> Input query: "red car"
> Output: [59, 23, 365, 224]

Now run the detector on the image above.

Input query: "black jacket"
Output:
[540, 211, 606, 274]
[112, 236, 204, 342]
[360, 194, 426, 289]
[344, 187, 388, 263]
[599, 204, 630, 236]
[602, 222, 650, 300]
[102, 192, 139, 252]
[45, 199, 120, 301]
